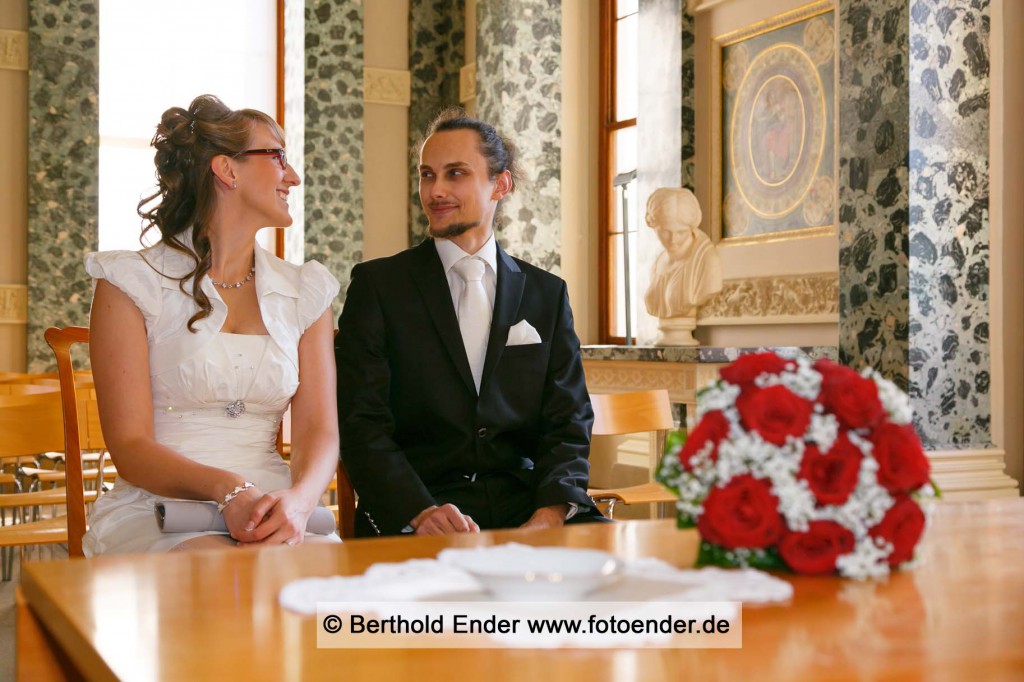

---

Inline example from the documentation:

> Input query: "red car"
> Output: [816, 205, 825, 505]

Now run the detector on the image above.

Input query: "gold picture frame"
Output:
[710, 0, 837, 246]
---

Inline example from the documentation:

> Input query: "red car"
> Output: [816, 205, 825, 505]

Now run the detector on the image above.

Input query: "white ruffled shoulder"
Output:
[297, 260, 340, 331]
[84, 250, 163, 329]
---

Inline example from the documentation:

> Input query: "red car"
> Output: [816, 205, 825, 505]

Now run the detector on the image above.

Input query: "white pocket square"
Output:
[506, 319, 542, 346]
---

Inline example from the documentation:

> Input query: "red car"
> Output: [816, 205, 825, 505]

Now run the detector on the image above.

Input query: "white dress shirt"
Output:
[434, 233, 498, 315]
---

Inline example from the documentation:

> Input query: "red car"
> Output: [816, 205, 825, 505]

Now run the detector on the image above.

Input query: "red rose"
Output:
[778, 520, 856, 574]
[871, 422, 930, 494]
[737, 385, 814, 446]
[720, 352, 790, 388]
[798, 435, 863, 505]
[869, 497, 926, 565]
[679, 410, 730, 470]
[816, 360, 885, 430]
[697, 474, 785, 549]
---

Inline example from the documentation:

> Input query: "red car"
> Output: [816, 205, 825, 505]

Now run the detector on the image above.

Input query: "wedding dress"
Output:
[80, 241, 339, 555]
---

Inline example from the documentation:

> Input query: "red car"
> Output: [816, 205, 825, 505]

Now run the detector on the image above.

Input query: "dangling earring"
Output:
[232, 180, 237, 189]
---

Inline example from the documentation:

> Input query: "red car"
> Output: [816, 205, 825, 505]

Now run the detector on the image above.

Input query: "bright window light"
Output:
[99, 0, 277, 252]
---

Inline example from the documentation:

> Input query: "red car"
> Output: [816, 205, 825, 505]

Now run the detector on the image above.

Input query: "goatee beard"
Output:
[429, 220, 480, 239]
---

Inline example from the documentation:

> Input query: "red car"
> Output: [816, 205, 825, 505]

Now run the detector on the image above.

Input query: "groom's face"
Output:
[418, 129, 500, 240]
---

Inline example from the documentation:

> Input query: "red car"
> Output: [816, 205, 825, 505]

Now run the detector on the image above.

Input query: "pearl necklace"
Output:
[211, 266, 255, 290]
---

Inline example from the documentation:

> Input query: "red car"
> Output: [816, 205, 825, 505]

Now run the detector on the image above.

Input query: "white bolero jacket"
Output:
[84, 239, 340, 378]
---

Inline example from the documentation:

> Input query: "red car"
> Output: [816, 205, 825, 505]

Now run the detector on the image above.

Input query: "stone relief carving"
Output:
[0, 285, 27, 324]
[582, 362, 697, 405]
[363, 68, 411, 107]
[643, 188, 723, 346]
[459, 63, 476, 103]
[0, 30, 28, 71]
[697, 274, 839, 321]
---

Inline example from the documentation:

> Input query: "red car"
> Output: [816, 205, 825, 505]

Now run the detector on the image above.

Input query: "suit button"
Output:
[477, 428, 487, 438]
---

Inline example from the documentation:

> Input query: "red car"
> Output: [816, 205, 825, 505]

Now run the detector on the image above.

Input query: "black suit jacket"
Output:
[335, 238, 595, 535]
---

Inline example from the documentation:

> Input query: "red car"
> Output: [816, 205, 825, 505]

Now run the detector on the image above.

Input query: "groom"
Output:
[335, 110, 598, 537]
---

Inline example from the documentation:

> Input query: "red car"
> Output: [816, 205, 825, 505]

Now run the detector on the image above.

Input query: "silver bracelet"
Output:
[216, 482, 255, 513]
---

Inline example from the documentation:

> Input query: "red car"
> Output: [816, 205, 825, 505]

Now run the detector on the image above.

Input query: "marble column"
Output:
[407, 0, 466, 245]
[304, 0, 364, 309]
[839, 0, 988, 447]
[26, 0, 99, 371]
[475, 0, 561, 271]
[838, 0, 1013, 496]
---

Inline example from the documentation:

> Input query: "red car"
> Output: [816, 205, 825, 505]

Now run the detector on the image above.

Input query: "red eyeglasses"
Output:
[237, 148, 287, 170]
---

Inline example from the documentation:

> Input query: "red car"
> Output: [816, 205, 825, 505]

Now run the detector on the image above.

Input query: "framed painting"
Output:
[711, 1, 836, 243]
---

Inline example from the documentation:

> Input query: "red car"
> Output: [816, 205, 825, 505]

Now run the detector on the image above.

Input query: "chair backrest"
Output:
[0, 390, 66, 459]
[44, 325, 95, 558]
[336, 461, 356, 540]
[588, 390, 675, 489]
[590, 389, 675, 437]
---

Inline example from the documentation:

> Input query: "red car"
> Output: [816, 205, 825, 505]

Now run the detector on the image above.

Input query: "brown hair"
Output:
[421, 107, 522, 191]
[137, 94, 282, 332]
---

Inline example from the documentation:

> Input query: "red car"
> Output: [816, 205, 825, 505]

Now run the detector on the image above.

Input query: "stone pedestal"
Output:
[655, 317, 698, 347]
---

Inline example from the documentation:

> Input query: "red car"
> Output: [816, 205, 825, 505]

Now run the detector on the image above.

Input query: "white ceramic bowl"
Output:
[440, 545, 623, 601]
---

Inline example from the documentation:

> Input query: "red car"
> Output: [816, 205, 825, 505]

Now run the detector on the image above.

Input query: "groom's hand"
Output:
[411, 504, 480, 535]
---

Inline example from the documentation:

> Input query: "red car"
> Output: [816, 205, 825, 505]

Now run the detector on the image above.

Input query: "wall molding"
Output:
[698, 273, 839, 324]
[0, 30, 28, 71]
[928, 448, 1020, 500]
[363, 67, 410, 106]
[0, 285, 28, 324]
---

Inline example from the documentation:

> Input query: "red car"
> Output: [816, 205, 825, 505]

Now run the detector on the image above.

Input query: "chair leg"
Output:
[2, 547, 11, 582]
[606, 499, 616, 520]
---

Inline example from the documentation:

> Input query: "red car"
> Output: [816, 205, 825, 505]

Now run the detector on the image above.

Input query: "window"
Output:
[98, 0, 280, 253]
[599, 0, 639, 344]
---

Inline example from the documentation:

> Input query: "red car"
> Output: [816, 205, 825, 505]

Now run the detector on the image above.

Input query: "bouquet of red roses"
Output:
[657, 352, 937, 579]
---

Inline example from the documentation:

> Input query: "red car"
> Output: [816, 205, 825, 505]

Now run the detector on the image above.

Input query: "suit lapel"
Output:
[480, 244, 525, 391]
[410, 239, 477, 394]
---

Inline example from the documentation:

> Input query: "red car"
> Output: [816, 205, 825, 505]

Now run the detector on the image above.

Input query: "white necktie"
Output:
[452, 256, 491, 392]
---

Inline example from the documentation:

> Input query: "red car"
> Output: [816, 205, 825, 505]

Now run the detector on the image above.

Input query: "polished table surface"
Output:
[18, 498, 1024, 681]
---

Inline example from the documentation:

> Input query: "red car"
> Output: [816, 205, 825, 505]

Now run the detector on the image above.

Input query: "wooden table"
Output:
[16, 499, 1024, 681]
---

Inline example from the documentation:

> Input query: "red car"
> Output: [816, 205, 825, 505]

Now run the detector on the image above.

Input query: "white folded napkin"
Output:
[506, 319, 542, 346]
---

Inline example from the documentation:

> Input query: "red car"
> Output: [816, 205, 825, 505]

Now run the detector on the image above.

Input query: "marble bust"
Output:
[643, 187, 723, 346]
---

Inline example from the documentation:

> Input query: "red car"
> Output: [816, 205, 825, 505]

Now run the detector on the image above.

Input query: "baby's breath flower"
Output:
[836, 537, 892, 580]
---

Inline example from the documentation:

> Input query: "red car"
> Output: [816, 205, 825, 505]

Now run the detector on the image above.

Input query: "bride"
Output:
[84, 95, 339, 554]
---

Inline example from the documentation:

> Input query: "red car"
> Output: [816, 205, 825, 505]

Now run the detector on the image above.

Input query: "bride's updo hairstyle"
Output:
[137, 94, 283, 332]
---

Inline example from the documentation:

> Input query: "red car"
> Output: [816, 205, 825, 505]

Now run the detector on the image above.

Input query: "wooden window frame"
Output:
[598, 0, 637, 344]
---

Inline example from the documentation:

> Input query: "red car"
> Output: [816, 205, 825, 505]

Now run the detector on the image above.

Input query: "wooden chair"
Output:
[44, 326, 103, 559]
[0, 388, 71, 579]
[333, 461, 356, 539]
[586, 389, 678, 519]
